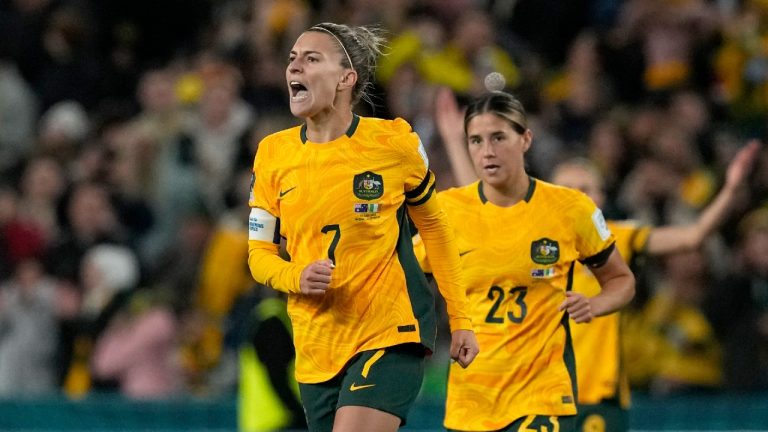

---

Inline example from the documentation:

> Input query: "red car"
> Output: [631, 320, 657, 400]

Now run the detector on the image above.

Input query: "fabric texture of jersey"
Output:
[570, 220, 651, 408]
[248, 115, 469, 384]
[414, 179, 616, 431]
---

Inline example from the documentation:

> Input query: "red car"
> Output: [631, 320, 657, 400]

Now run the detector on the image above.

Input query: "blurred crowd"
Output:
[0, 0, 767, 402]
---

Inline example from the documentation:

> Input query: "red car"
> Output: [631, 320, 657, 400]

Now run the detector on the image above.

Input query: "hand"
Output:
[558, 291, 594, 324]
[450, 329, 479, 368]
[434, 87, 465, 150]
[299, 259, 334, 296]
[725, 139, 761, 189]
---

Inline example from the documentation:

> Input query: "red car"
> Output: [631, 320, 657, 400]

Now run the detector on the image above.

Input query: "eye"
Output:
[307, 56, 318, 63]
[288, 55, 295, 64]
[468, 137, 482, 145]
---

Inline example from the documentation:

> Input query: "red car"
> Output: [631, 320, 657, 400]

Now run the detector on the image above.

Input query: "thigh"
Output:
[337, 343, 426, 425]
[300, 377, 341, 432]
[575, 402, 628, 432]
[500, 414, 576, 432]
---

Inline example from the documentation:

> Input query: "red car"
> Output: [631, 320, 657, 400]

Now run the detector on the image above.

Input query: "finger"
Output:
[304, 287, 327, 296]
[312, 265, 333, 276]
[318, 259, 335, 269]
[449, 340, 460, 361]
[458, 347, 478, 368]
[306, 273, 332, 284]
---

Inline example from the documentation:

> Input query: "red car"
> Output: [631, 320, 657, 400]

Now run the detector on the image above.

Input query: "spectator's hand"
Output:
[558, 291, 594, 323]
[434, 87, 464, 151]
[300, 259, 334, 295]
[725, 139, 761, 189]
[450, 329, 479, 368]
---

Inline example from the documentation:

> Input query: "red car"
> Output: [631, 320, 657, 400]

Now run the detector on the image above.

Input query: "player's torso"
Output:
[440, 180, 581, 429]
[267, 120, 411, 284]
[258, 118, 430, 382]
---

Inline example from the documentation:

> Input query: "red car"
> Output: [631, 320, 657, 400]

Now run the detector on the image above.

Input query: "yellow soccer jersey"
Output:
[248, 115, 468, 384]
[570, 221, 650, 408]
[415, 178, 616, 431]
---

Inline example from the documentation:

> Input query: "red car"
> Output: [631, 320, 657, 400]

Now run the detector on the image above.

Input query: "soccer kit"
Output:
[247, 114, 471, 384]
[571, 221, 650, 408]
[414, 178, 616, 431]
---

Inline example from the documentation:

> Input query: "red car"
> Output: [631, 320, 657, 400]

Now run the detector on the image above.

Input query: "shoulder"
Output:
[359, 116, 415, 135]
[257, 125, 303, 152]
[359, 116, 424, 162]
[531, 179, 599, 221]
[608, 219, 650, 234]
[532, 179, 588, 203]
[437, 182, 480, 207]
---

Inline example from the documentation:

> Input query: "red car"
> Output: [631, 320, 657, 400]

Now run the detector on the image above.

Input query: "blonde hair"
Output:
[308, 23, 386, 106]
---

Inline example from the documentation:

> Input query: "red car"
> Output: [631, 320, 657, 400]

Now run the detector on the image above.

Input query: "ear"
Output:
[521, 129, 533, 153]
[338, 69, 358, 91]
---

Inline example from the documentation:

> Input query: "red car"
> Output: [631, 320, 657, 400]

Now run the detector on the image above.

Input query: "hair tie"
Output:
[310, 26, 355, 72]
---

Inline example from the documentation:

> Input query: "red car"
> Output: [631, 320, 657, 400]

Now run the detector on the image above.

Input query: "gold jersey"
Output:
[248, 115, 470, 384]
[415, 179, 616, 431]
[570, 221, 650, 407]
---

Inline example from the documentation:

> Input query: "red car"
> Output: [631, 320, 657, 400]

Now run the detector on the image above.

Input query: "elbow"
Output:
[621, 272, 636, 308]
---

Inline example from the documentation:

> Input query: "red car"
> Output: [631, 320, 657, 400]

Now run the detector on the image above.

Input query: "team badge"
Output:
[531, 238, 559, 264]
[353, 171, 383, 200]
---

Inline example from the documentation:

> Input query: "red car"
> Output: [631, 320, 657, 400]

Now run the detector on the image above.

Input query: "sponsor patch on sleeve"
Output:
[591, 208, 611, 241]
[417, 137, 429, 170]
[249, 208, 278, 242]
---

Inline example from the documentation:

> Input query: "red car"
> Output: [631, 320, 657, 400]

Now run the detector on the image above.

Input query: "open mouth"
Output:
[289, 81, 309, 101]
[483, 164, 500, 174]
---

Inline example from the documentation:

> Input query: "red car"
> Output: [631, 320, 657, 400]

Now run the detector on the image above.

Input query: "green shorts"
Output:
[575, 400, 628, 432]
[299, 343, 426, 432]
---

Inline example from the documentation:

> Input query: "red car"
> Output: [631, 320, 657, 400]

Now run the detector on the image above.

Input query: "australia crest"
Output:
[531, 238, 559, 265]
[353, 171, 383, 200]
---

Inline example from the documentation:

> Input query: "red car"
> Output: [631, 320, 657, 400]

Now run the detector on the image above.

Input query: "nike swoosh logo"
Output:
[459, 249, 475, 257]
[349, 383, 375, 391]
[279, 187, 296, 198]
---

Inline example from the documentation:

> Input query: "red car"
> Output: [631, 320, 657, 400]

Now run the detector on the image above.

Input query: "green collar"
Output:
[300, 113, 360, 144]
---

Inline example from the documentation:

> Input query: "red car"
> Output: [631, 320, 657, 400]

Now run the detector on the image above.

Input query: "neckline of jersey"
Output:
[478, 176, 536, 205]
[300, 113, 360, 144]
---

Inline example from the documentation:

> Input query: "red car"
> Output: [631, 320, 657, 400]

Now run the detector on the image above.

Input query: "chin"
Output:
[289, 103, 313, 119]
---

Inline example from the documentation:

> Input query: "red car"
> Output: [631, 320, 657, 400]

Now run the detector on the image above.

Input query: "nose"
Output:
[287, 58, 301, 74]
[480, 140, 495, 158]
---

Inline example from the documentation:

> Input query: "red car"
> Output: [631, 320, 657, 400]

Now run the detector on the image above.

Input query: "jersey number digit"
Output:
[321, 224, 340, 265]
[485, 286, 528, 324]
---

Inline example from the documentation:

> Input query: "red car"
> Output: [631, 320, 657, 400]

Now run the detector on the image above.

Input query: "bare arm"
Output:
[434, 87, 477, 187]
[559, 248, 636, 323]
[646, 139, 761, 255]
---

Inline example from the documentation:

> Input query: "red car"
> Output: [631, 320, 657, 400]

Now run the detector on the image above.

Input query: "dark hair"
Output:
[308, 23, 386, 106]
[464, 91, 528, 135]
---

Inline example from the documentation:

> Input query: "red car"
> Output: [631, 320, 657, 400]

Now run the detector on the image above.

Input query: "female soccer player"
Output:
[415, 91, 635, 431]
[552, 140, 760, 432]
[246, 23, 479, 432]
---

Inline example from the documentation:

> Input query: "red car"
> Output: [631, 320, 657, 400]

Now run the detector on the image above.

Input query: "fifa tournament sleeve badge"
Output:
[530, 238, 559, 264]
[353, 171, 384, 200]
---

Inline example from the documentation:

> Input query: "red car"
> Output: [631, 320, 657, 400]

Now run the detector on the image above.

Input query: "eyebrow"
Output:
[289, 50, 325, 57]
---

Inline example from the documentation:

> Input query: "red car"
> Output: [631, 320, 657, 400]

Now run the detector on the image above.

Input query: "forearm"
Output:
[646, 184, 737, 255]
[589, 249, 636, 316]
[248, 240, 303, 294]
[408, 197, 471, 331]
[589, 273, 636, 316]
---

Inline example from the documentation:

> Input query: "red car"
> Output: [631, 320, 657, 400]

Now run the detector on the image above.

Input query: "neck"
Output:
[304, 107, 354, 143]
[483, 173, 530, 207]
